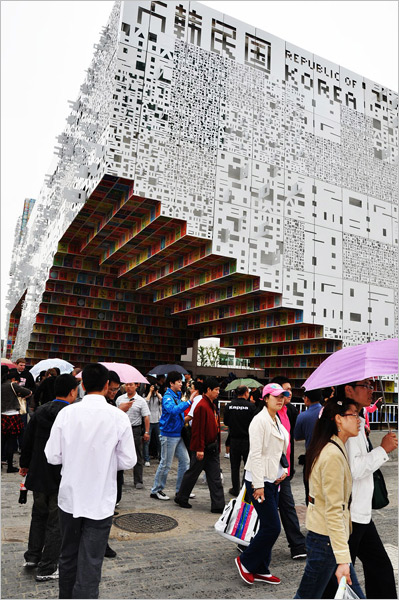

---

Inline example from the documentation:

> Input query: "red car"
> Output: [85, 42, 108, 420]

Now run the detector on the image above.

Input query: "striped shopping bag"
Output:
[214, 484, 259, 546]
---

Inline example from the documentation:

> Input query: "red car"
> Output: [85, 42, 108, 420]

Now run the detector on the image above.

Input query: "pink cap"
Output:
[262, 383, 290, 398]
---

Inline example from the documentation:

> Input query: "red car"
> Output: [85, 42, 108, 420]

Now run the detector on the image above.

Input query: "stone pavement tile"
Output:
[2, 431, 397, 599]
[99, 529, 306, 599]
[385, 544, 398, 575]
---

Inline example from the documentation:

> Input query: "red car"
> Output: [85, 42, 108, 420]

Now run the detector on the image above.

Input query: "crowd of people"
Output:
[1, 358, 398, 599]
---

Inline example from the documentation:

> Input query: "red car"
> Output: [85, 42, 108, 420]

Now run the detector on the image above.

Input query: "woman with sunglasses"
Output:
[294, 398, 365, 599]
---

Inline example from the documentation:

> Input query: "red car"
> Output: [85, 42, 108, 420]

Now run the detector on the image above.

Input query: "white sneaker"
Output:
[36, 568, 59, 581]
[189, 493, 196, 498]
[144, 461, 151, 467]
[150, 490, 170, 500]
[224, 453, 230, 458]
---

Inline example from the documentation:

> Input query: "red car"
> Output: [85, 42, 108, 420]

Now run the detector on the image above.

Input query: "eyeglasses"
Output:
[108, 386, 120, 393]
[341, 413, 360, 419]
[354, 384, 374, 390]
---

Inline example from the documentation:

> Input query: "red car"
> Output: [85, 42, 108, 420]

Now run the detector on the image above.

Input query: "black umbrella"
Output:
[147, 364, 189, 376]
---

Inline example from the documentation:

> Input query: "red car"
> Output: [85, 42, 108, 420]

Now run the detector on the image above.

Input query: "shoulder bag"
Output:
[365, 436, 389, 509]
[372, 468, 389, 509]
[11, 382, 27, 415]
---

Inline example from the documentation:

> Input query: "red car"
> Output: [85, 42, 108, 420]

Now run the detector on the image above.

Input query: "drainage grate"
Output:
[113, 513, 178, 533]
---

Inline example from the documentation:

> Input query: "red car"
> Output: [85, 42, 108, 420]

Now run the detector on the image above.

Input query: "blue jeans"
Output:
[294, 531, 365, 599]
[143, 422, 161, 462]
[240, 480, 281, 575]
[151, 435, 189, 494]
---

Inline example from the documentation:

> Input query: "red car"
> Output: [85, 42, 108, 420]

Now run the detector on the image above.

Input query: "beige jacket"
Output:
[244, 406, 289, 488]
[306, 435, 352, 564]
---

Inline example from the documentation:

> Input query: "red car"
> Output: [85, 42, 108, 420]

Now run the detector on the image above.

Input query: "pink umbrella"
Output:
[304, 338, 398, 391]
[99, 362, 149, 384]
[1, 358, 17, 368]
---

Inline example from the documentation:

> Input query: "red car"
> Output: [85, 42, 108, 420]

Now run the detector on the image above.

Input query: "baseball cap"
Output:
[262, 383, 291, 398]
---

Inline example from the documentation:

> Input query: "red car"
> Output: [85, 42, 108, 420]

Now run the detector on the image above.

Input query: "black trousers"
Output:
[1, 433, 17, 469]
[132, 426, 143, 485]
[177, 447, 225, 511]
[229, 438, 249, 495]
[24, 491, 60, 575]
[58, 508, 113, 599]
[116, 470, 124, 504]
[278, 476, 306, 552]
[350, 520, 397, 598]
[17, 412, 28, 450]
[322, 520, 397, 599]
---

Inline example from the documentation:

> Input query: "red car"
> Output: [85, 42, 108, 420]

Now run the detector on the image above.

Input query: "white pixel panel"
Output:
[6, 1, 398, 358]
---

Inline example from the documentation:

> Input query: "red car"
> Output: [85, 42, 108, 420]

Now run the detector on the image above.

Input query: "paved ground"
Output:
[2, 430, 397, 599]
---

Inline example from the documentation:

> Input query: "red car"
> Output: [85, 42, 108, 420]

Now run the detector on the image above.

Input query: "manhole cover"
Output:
[113, 513, 178, 533]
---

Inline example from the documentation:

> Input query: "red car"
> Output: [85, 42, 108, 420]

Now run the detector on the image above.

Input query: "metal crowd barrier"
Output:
[368, 405, 398, 425]
[219, 400, 398, 427]
[291, 402, 398, 425]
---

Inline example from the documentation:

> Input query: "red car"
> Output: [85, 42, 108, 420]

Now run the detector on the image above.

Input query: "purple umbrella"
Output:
[303, 338, 398, 391]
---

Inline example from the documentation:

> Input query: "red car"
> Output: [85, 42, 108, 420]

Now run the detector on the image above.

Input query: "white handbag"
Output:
[214, 483, 260, 547]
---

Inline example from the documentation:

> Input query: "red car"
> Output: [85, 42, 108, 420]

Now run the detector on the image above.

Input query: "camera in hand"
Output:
[280, 453, 289, 469]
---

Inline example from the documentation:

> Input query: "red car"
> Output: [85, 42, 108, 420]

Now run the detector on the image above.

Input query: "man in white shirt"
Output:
[116, 382, 150, 489]
[344, 378, 397, 599]
[45, 363, 136, 599]
[323, 378, 398, 599]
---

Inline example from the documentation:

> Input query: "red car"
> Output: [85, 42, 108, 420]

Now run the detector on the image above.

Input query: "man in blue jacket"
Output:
[150, 371, 193, 501]
[294, 388, 323, 505]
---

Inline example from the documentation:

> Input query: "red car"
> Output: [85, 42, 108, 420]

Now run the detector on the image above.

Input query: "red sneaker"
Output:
[235, 556, 254, 585]
[254, 573, 281, 585]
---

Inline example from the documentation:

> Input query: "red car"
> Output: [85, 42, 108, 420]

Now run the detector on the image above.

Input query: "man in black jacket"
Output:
[223, 386, 256, 496]
[32, 369, 58, 410]
[15, 358, 36, 392]
[103, 370, 122, 558]
[20, 374, 78, 581]
[15, 358, 36, 450]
